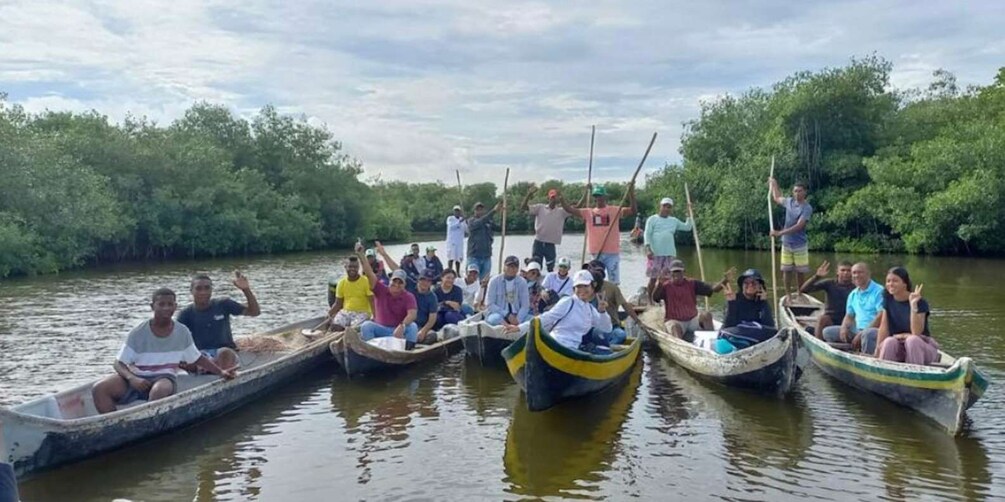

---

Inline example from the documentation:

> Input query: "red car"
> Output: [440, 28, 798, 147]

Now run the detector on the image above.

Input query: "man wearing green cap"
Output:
[571, 183, 637, 284]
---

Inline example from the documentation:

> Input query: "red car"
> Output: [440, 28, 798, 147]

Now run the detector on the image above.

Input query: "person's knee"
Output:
[404, 323, 419, 342]
[486, 313, 502, 326]
[904, 335, 925, 350]
[148, 379, 175, 401]
[359, 321, 376, 340]
[821, 326, 841, 342]
[216, 348, 239, 370]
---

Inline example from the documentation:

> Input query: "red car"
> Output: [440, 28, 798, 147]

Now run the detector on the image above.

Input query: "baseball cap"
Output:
[547, 189, 558, 198]
[556, 257, 571, 268]
[365, 248, 376, 257]
[474, 202, 485, 209]
[390, 269, 407, 282]
[573, 270, 594, 287]
[524, 261, 541, 273]
[466, 263, 479, 272]
[426, 245, 436, 252]
[420, 268, 438, 281]
[452, 205, 462, 211]
[660, 197, 674, 206]
[504, 255, 520, 267]
[592, 185, 607, 197]
[669, 259, 685, 272]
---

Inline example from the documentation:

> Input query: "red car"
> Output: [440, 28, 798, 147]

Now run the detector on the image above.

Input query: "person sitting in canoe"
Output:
[92, 288, 236, 414]
[821, 262, 884, 354]
[539, 256, 574, 310]
[722, 269, 774, 329]
[177, 271, 261, 373]
[504, 270, 614, 354]
[327, 256, 374, 332]
[799, 260, 855, 337]
[417, 246, 445, 282]
[875, 267, 939, 365]
[434, 268, 468, 329]
[586, 259, 643, 345]
[399, 243, 422, 294]
[651, 259, 727, 341]
[365, 248, 389, 286]
[485, 255, 532, 328]
[414, 267, 441, 344]
[357, 242, 421, 350]
[460, 263, 484, 313]
[522, 261, 544, 314]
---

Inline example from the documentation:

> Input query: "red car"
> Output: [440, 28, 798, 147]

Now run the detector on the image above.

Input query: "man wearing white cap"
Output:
[445, 205, 468, 275]
[505, 269, 613, 353]
[540, 256, 574, 309]
[644, 196, 694, 299]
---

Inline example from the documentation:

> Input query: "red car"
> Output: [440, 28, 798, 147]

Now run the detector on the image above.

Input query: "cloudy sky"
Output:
[2, 1, 1003, 186]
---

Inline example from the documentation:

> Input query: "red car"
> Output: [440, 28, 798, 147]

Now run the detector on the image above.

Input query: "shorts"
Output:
[646, 255, 676, 278]
[780, 246, 810, 273]
[119, 374, 176, 404]
[446, 240, 464, 261]
[665, 316, 701, 338]
[333, 309, 371, 328]
[596, 253, 621, 284]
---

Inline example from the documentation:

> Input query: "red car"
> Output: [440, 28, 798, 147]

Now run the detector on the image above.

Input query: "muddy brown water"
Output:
[2, 235, 1002, 500]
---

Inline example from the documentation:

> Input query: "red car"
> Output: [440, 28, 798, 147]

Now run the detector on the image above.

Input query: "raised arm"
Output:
[623, 184, 638, 216]
[558, 193, 581, 220]
[375, 241, 399, 271]
[520, 186, 536, 212]
[356, 244, 378, 287]
[233, 271, 260, 317]
[769, 177, 785, 205]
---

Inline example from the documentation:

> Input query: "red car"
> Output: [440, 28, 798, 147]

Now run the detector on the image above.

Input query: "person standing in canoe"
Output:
[357, 242, 421, 350]
[768, 178, 813, 298]
[643, 196, 694, 299]
[327, 256, 375, 332]
[177, 271, 261, 373]
[467, 201, 503, 280]
[822, 262, 884, 354]
[875, 267, 939, 365]
[484, 255, 531, 327]
[504, 270, 614, 354]
[92, 288, 235, 414]
[572, 184, 637, 284]
[799, 260, 855, 338]
[445, 205, 468, 275]
[520, 185, 577, 272]
[652, 259, 728, 341]
[722, 269, 774, 329]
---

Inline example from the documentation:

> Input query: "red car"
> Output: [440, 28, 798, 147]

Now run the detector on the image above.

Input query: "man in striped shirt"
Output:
[92, 288, 236, 414]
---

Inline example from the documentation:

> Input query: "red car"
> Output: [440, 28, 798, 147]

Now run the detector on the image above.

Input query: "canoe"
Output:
[0, 316, 336, 479]
[459, 313, 520, 367]
[502, 317, 642, 412]
[330, 324, 463, 377]
[638, 306, 803, 396]
[780, 295, 990, 436]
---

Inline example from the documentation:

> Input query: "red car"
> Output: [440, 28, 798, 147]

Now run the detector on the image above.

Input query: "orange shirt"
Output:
[579, 206, 632, 254]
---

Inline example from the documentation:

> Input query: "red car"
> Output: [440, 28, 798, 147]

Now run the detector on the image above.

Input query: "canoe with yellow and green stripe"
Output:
[782, 296, 990, 436]
[501, 317, 642, 412]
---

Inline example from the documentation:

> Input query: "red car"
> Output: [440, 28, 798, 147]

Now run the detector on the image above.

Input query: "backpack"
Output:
[718, 322, 777, 350]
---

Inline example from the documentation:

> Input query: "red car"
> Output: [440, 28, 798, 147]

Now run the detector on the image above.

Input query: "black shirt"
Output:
[884, 296, 930, 336]
[804, 278, 855, 316]
[724, 295, 774, 329]
[177, 298, 245, 350]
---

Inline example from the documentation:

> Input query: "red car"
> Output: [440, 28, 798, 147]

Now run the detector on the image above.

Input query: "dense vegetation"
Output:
[2, 58, 1003, 278]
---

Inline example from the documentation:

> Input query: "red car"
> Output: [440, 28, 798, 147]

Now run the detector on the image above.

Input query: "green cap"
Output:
[592, 185, 607, 197]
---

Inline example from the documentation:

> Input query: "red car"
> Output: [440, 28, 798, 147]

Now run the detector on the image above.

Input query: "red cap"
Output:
[547, 189, 558, 198]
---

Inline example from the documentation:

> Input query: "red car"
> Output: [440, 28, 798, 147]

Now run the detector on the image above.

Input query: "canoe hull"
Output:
[1, 317, 333, 479]
[331, 326, 463, 377]
[502, 318, 641, 412]
[458, 315, 518, 367]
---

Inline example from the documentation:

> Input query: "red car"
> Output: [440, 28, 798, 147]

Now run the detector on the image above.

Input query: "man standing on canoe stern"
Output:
[520, 185, 577, 272]
[652, 259, 728, 341]
[768, 178, 813, 297]
[467, 200, 503, 280]
[327, 257, 375, 332]
[572, 184, 637, 284]
[445, 205, 468, 275]
[358, 242, 421, 350]
[800, 260, 855, 338]
[93, 288, 235, 414]
[822, 262, 884, 354]
[177, 271, 261, 373]
[643, 197, 694, 299]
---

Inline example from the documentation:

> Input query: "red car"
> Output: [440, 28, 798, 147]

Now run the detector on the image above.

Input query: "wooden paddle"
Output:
[455, 169, 463, 208]
[768, 156, 780, 322]
[579, 125, 596, 265]
[594, 132, 658, 260]
[684, 182, 709, 311]
[498, 167, 511, 274]
[301, 317, 331, 337]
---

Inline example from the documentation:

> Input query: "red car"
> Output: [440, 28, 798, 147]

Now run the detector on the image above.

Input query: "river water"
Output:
[2, 234, 1002, 501]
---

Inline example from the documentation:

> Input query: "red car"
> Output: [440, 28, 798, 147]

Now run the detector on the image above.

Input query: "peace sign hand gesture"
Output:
[909, 284, 924, 309]
[723, 282, 736, 301]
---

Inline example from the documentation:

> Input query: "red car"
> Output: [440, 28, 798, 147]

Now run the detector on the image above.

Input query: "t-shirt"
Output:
[372, 280, 418, 327]
[117, 320, 201, 377]
[529, 204, 571, 244]
[846, 281, 885, 331]
[467, 209, 496, 259]
[435, 284, 464, 310]
[653, 278, 715, 322]
[414, 290, 439, 327]
[782, 197, 812, 249]
[884, 296, 930, 336]
[336, 275, 373, 314]
[804, 278, 855, 316]
[596, 281, 629, 328]
[541, 271, 574, 298]
[580, 206, 632, 255]
[460, 278, 483, 305]
[643, 215, 693, 257]
[177, 298, 245, 351]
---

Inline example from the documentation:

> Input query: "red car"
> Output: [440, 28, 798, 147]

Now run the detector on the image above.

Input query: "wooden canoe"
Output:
[458, 313, 520, 367]
[780, 295, 990, 436]
[330, 324, 463, 377]
[639, 307, 803, 396]
[502, 317, 642, 412]
[0, 316, 336, 479]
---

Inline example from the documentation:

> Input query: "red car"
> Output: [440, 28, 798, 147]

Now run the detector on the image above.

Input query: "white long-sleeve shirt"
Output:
[446, 215, 467, 243]
[519, 296, 612, 349]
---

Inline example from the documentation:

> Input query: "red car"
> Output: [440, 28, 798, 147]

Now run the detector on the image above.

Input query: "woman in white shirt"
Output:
[506, 270, 612, 351]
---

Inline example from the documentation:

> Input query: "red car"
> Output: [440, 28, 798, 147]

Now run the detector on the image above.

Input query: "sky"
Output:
[1, 0, 1003, 186]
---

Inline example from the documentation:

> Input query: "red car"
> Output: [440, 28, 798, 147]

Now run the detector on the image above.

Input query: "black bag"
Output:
[719, 322, 777, 350]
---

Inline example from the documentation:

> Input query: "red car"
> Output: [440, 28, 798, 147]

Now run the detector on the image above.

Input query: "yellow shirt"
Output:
[336, 275, 373, 314]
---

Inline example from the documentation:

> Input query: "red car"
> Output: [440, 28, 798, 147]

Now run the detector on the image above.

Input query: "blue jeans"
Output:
[360, 321, 418, 343]
[822, 326, 878, 354]
[596, 253, 621, 284]
[486, 311, 532, 326]
[599, 326, 627, 345]
[469, 256, 493, 280]
[461, 304, 476, 316]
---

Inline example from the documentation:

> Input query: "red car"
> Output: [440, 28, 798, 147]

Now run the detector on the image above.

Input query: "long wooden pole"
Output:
[455, 169, 463, 208]
[768, 156, 780, 321]
[579, 125, 596, 265]
[595, 132, 658, 259]
[498, 167, 511, 274]
[684, 182, 709, 311]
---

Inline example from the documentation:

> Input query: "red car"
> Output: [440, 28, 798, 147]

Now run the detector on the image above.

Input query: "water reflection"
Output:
[458, 356, 521, 422]
[502, 361, 643, 499]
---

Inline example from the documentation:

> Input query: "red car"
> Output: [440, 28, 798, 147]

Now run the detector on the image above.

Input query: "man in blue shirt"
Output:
[822, 262, 884, 354]
[414, 268, 440, 344]
[769, 178, 813, 297]
[177, 271, 260, 372]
